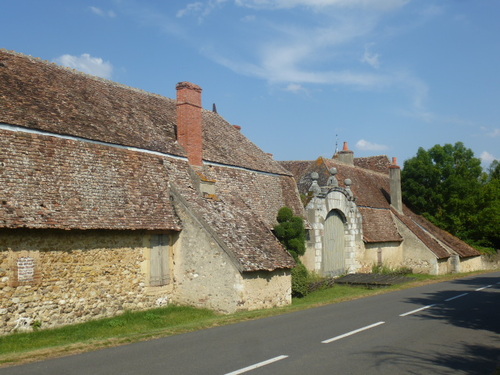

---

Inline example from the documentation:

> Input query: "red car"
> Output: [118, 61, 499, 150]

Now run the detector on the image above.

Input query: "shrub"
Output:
[291, 262, 310, 298]
[274, 207, 307, 261]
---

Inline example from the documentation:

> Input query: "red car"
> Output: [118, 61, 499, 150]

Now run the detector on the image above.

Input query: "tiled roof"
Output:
[402, 208, 480, 258]
[0, 50, 183, 157]
[281, 157, 391, 208]
[0, 129, 182, 231]
[166, 164, 296, 271]
[391, 209, 451, 259]
[360, 207, 403, 243]
[0, 49, 290, 176]
[280, 161, 312, 182]
[203, 112, 291, 175]
[322, 158, 391, 208]
[354, 155, 392, 174]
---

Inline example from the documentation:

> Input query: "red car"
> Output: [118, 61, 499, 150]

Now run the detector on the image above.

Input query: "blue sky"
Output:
[2, 0, 499, 168]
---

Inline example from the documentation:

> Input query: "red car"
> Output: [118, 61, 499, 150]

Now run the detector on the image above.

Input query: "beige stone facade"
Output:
[0, 229, 176, 334]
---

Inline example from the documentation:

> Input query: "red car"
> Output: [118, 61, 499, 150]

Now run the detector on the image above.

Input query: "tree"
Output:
[487, 160, 500, 181]
[472, 160, 500, 249]
[401, 142, 488, 244]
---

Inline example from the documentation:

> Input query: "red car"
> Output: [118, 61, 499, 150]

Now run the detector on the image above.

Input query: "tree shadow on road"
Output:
[370, 342, 499, 375]
[403, 279, 499, 334]
[371, 275, 500, 374]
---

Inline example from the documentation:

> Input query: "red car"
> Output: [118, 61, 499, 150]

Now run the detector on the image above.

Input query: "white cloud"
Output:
[481, 151, 497, 163]
[54, 54, 113, 79]
[194, 0, 421, 100]
[361, 44, 380, 68]
[356, 139, 388, 151]
[135, 0, 427, 112]
[176, 2, 204, 18]
[177, 0, 229, 20]
[90, 6, 116, 18]
[235, 0, 409, 11]
[285, 83, 305, 93]
[488, 128, 500, 137]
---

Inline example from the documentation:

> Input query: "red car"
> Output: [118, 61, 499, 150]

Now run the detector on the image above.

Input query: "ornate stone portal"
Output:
[303, 170, 363, 276]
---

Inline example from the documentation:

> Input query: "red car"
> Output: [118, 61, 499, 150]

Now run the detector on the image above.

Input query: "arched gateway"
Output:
[322, 210, 346, 276]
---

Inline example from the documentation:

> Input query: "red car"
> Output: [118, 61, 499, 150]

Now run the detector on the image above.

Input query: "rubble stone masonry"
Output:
[0, 229, 170, 335]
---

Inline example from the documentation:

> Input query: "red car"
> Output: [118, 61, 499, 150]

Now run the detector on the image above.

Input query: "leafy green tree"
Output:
[487, 160, 500, 181]
[472, 161, 500, 249]
[402, 143, 499, 250]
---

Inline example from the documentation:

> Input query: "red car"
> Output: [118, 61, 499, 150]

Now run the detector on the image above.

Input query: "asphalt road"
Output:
[2, 271, 499, 375]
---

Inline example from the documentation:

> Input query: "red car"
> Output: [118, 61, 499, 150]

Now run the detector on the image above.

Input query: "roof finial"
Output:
[212, 103, 217, 113]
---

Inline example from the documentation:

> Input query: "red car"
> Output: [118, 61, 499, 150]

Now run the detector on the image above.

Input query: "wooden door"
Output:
[322, 210, 345, 277]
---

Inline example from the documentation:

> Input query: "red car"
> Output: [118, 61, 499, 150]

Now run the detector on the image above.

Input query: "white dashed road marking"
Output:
[399, 304, 436, 317]
[322, 321, 386, 344]
[476, 285, 493, 291]
[445, 293, 469, 302]
[224, 355, 289, 375]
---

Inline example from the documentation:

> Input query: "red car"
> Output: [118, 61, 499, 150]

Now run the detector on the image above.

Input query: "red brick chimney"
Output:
[176, 82, 203, 166]
[389, 157, 403, 213]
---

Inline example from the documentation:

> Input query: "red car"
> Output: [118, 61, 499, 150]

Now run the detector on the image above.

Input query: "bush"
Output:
[291, 262, 310, 298]
[277, 206, 294, 222]
[274, 207, 307, 261]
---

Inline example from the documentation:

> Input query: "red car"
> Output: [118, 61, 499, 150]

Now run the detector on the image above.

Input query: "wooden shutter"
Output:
[150, 234, 170, 286]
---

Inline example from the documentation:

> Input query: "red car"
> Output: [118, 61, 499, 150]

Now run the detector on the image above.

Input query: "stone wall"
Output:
[454, 253, 500, 273]
[362, 242, 403, 272]
[0, 228, 172, 335]
[241, 270, 291, 310]
[171, 195, 292, 314]
[392, 215, 441, 274]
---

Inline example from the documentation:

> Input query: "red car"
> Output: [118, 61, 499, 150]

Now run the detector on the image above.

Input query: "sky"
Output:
[2, 0, 499, 168]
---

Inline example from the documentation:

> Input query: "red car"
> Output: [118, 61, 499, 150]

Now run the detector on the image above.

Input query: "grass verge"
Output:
[0, 270, 494, 367]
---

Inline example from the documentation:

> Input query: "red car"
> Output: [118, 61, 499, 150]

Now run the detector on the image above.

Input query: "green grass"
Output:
[0, 270, 494, 367]
[292, 284, 376, 307]
[0, 306, 218, 364]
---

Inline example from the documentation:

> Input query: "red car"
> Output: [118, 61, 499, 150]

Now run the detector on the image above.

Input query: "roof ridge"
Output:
[0, 48, 174, 103]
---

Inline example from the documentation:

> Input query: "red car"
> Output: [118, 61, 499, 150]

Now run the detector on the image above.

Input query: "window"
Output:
[150, 234, 170, 286]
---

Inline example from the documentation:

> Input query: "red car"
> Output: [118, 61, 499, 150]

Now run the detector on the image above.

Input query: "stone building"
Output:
[281, 142, 488, 276]
[0, 50, 304, 334]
